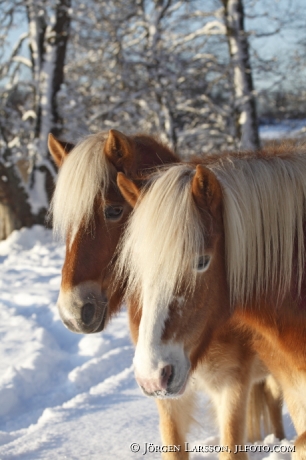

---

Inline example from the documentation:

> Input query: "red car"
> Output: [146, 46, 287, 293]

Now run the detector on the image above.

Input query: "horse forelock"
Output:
[50, 132, 111, 241]
[116, 164, 206, 310]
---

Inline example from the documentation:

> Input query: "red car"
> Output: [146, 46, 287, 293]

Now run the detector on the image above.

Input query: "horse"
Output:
[116, 144, 306, 459]
[49, 129, 178, 333]
[49, 131, 284, 459]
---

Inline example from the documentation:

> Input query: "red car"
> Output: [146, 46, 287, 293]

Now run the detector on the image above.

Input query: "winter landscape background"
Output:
[1, 0, 306, 240]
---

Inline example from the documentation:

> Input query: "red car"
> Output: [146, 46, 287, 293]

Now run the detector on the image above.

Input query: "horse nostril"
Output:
[161, 364, 173, 389]
[81, 302, 96, 325]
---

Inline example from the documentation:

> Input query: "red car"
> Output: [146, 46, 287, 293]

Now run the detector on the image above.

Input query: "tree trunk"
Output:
[0, 155, 46, 240]
[0, 0, 71, 240]
[27, 0, 71, 203]
[222, 0, 260, 150]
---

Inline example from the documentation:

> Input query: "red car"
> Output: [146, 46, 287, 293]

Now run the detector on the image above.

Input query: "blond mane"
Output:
[216, 151, 306, 304]
[117, 148, 306, 308]
[50, 132, 110, 240]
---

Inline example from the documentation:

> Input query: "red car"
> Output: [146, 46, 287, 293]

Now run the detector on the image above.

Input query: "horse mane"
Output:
[117, 144, 306, 308]
[216, 146, 306, 305]
[50, 132, 110, 240]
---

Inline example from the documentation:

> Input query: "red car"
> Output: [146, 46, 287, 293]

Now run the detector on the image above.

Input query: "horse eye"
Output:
[104, 206, 123, 221]
[196, 255, 211, 272]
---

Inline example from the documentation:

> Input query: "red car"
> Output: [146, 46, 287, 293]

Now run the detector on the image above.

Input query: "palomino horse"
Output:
[116, 145, 306, 459]
[49, 132, 284, 459]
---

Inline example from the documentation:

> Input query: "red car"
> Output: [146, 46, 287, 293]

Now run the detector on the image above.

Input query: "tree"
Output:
[59, 0, 235, 155]
[222, 0, 260, 150]
[246, 0, 306, 125]
[0, 0, 71, 239]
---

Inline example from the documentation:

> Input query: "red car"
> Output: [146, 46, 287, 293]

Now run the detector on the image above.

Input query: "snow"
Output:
[259, 119, 306, 141]
[0, 219, 298, 458]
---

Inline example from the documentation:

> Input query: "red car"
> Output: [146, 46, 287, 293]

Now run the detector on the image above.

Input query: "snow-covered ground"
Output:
[259, 119, 306, 141]
[0, 225, 298, 459]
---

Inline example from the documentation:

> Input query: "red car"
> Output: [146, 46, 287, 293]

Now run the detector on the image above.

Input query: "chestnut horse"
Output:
[116, 145, 306, 459]
[49, 132, 284, 459]
[49, 129, 178, 333]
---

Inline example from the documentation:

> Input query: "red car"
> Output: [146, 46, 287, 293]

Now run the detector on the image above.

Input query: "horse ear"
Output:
[104, 130, 134, 171]
[192, 164, 222, 216]
[48, 133, 75, 168]
[117, 172, 141, 208]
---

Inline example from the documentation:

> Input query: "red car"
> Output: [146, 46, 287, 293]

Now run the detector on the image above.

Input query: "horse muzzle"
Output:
[133, 343, 191, 399]
[57, 281, 108, 333]
[135, 363, 190, 399]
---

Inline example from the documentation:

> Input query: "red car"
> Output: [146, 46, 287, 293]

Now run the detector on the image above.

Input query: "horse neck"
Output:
[132, 136, 179, 171]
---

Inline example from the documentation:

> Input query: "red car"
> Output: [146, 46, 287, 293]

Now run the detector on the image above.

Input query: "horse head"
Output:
[49, 130, 178, 334]
[116, 164, 230, 397]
